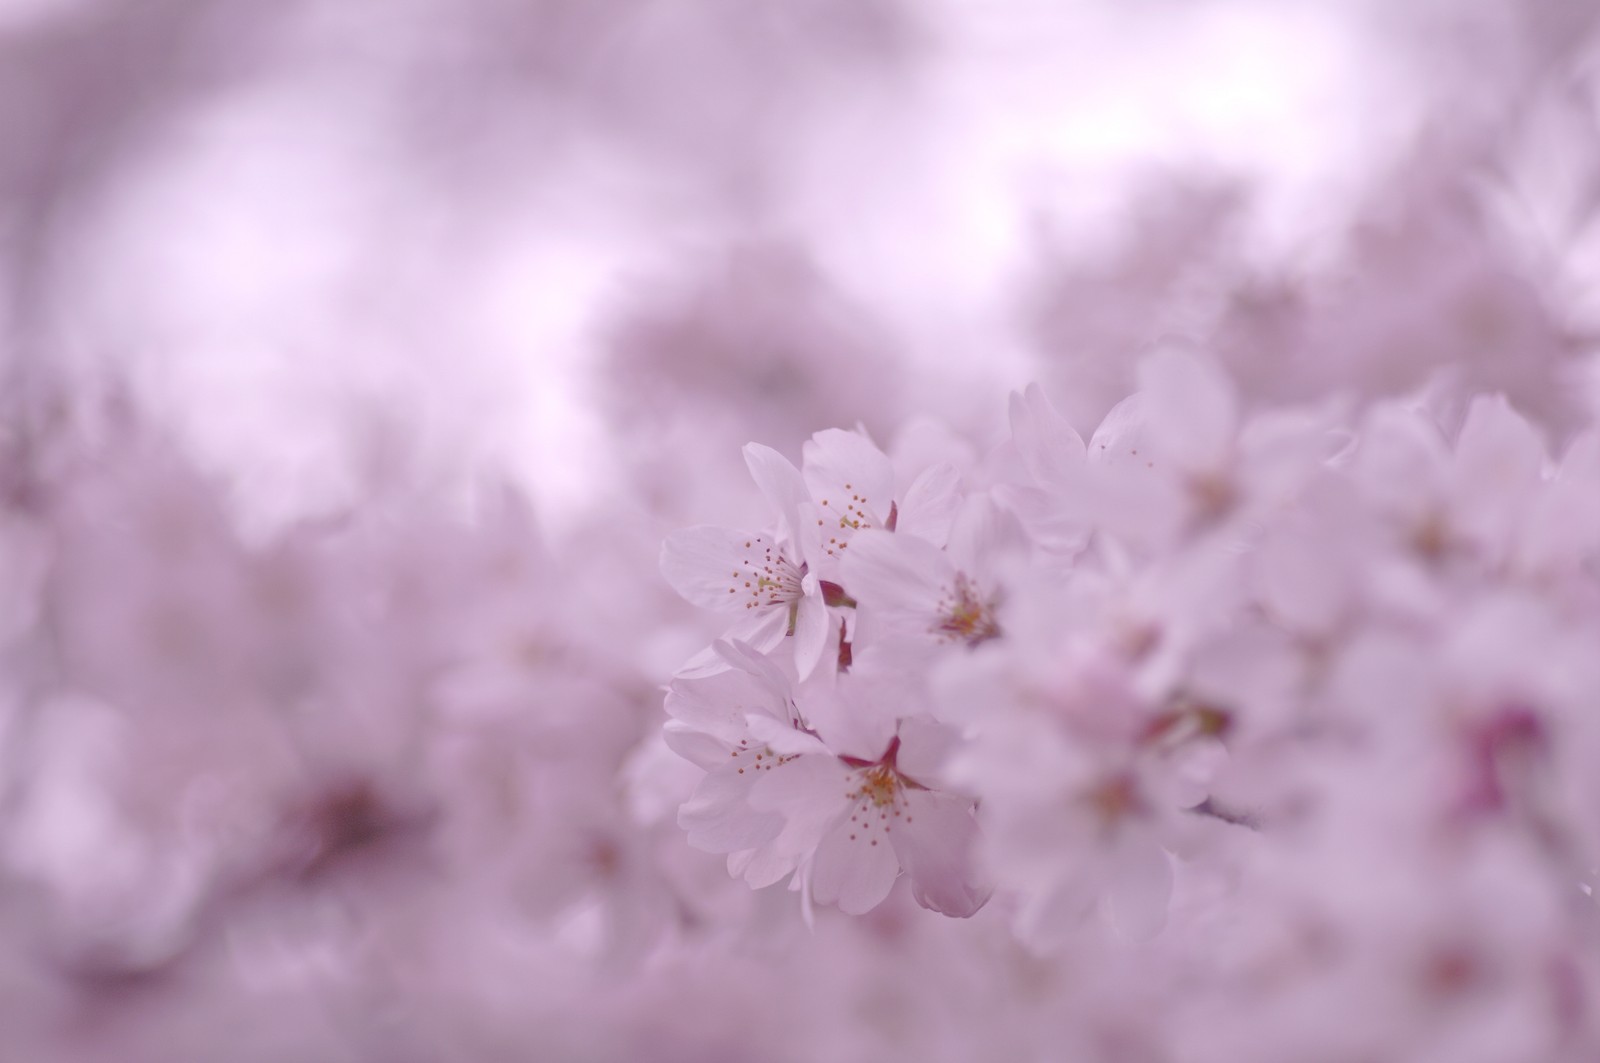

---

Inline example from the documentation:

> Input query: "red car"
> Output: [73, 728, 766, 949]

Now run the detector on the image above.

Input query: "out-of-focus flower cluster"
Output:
[3, 0, 1600, 1061]
[15, 367, 1600, 1063]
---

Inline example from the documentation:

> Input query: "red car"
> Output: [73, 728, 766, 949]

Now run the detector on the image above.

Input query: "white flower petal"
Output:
[792, 594, 830, 680]
[809, 818, 901, 915]
[748, 754, 853, 860]
[1104, 831, 1173, 941]
[895, 462, 963, 543]
[730, 844, 800, 890]
[1354, 403, 1449, 517]
[671, 609, 789, 678]
[659, 526, 773, 610]
[661, 721, 731, 771]
[1137, 348, 1237, 471]
[890, 790, 989, 917]
[664, 665, 782, 743]
[1009, 383, 1084, 489]
[744, 715, 830, 757]
[803, 428, 896, 531]
[840, 529, 946, 616]
[679, 769, 784, 854]
[744, 443, 811, 544]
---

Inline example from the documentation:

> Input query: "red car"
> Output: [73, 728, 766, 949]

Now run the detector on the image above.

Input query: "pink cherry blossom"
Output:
[748, 721, 991, 919]
[663, 640, 988, 917]
[660, 444, 832, 678]
[840, 494, 1025, 666]
[10, 5, 1600, 1057]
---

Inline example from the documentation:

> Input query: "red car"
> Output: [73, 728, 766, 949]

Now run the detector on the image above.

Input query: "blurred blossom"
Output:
[3, 1, 1600, 1061]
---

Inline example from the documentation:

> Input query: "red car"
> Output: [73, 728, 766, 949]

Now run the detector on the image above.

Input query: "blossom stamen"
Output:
[931, 573, 1002, 646]
[726, 535, 807, 611]
[819, 482, 882, 558]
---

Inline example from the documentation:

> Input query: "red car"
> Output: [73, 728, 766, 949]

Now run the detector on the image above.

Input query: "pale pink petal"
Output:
[1454, 394, 1546, 487]
[713, 637, 798, 695]
[747, 753, 851, 813]
[809, 818, 901, 914]
[892, 717, 964, 780]
[1453, 393, 1547, 552]
[744, 715, 831, 757]
[792, 592, 830, 679]
[1518, 429, 1600, 573]
[1088, 393, 1152, 470]
[747, 754, 854, 858]
[1237, 404, 1344, 502]
[660, 721, 730, 770]
[945, 494, 1027, 584]
[793, 500, 827, 570]
[992, 483, 1089, 556]
[1009, 383, 1085, 488]
[660, 526, 777, 610]
[1162, 737, 1227, 810]
[743, 442, 811, 543]
[728, 844, 800, 890]
[663, 661, 784, 743]
[840, 529, 946, 615]
[890, 790, 990, 917]
[1251, 475, 1362, 634]
[678, 769, 784, 853]
[1104, 831, 1173, 940]
[1016, 876, 1100, 950]
[894, 462, 962, 543]
[671, 607, 789, 677]
[1137, 348, 1238, 471]
[1085, 394, 1187, 544]
[1354, 403, 1449, 518]
[803, 428, 896, 531]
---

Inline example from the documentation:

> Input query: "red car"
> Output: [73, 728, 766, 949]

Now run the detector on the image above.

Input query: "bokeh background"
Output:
[2, 1, 1599, 1060]
[8, 0, 1597, 529]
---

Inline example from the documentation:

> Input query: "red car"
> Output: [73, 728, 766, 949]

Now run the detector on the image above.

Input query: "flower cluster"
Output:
[660, 349, 1600, 1052]
[4, 0, 1600, 1057]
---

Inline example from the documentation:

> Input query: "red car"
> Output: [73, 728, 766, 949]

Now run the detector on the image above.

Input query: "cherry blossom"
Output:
[662, 638, 989, 917]
[750, 721, 991, 918]
[660, 443, 832, 677]
[799, 427, 963, 569]
[8, 4, 1600, 1056]
[840, 493, 1026, 668]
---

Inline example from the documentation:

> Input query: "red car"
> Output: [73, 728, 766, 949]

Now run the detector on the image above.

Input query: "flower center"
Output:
[1084, 772, 1145, 831]
[843, 767, 908, 846]
[859, 764, 901, 807]
[932, 573, 1001, 646]
[816, 483, 884, 560]
[838, 736, 921, 846]
[732, 536, 806, 611]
